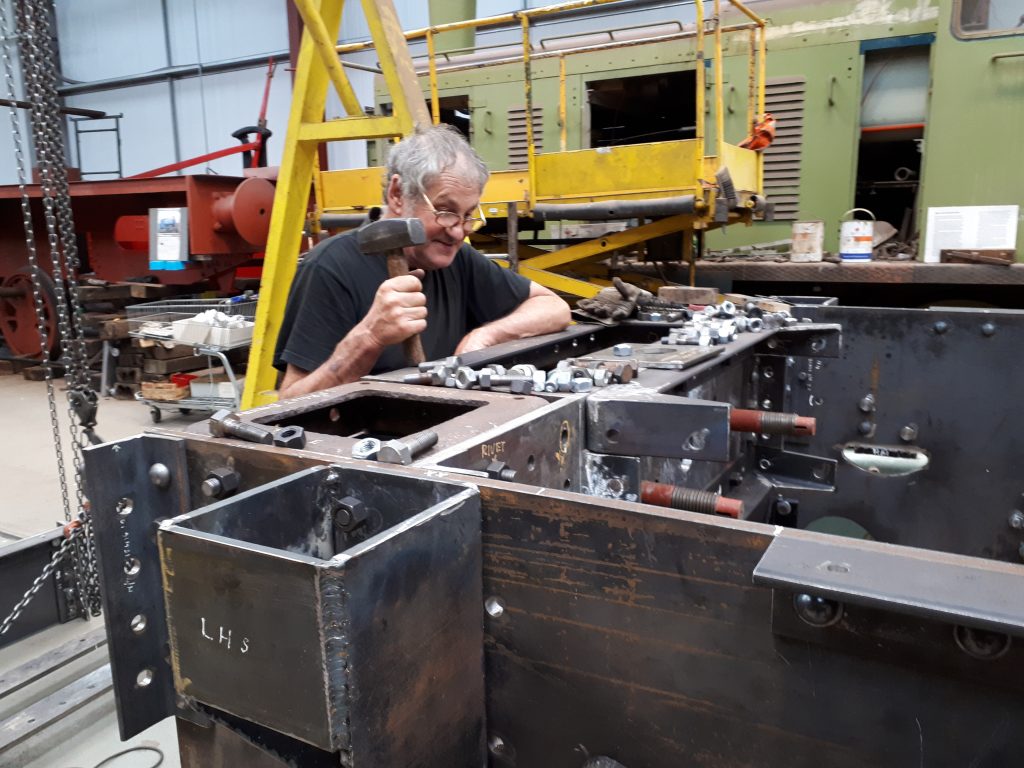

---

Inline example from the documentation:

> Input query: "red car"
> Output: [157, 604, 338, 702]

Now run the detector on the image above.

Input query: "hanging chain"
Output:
[20, 0, 102, 617]
[0, 0, 103, 626]
[0, 523, 83, 637]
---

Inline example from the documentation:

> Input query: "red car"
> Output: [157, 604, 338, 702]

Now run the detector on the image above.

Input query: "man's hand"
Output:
[360, 269, 428, 348]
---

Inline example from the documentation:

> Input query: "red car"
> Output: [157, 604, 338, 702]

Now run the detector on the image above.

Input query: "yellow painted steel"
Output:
[716, 145, 759, 191]
[426, 31, 440, 125]
[748, 28, 756, 132]
[521, 14, 537, 209]
[242, 0, 429, 409]
[534, 141, 700, 201]
[319, 167, 529, 214]
[713, 0, 724, 161]
[694, 0, 705, 189]
[297, 115, 404, 142]
[292, 0, 361, 115]
[522, 214, 696, 272]
[558, 55, 567, 152]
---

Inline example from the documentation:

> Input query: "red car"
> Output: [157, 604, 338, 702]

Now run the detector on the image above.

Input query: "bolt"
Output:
[793, 593, 843, 627]
[479, 370, 512, 389]
[898, 424, 918, 442]
[773, 498, 793, 517]
[402, 372, 432, 385]
[592, 369, 611, 387]
[1010, 510, 1024, 530]
[858, 394, 876, 413]
[954, 625, 1012, 660]
[981, 322, 996, 337]
[613, 343, 632, 357]
[933, 320, 949, 334]
[509, 364, 537, 377]
[148, 463, 170, 489]
[760, 399, 772, 410]
[444, 376, 457, 388]
[351, 437, 382, 460]
[486, 460, 517, 482]
[208, 409, 274, 444]
[333, 496, 368, 532]
[201, 467, 240, 499]
[858, 421, 875, 437]
[377, 430, 439, 465]
[509, 377, 534, 394]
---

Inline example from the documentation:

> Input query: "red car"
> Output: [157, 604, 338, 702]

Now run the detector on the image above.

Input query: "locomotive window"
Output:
[953, 0, 1024, 37]
[586, 71, 697, 148]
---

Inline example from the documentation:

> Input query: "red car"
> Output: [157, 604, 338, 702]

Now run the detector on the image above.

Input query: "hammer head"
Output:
[356, 217, 426, 254]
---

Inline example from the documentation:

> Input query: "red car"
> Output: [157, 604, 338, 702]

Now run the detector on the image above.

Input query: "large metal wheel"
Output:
[0, 267, 59, 358]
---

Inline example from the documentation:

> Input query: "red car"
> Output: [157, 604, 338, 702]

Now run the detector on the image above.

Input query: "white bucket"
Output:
[790, 221, 824, 262]
[839, 208, 875, 261]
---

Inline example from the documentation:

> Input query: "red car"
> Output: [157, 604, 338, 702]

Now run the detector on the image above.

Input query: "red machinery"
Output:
[0, 174, 274, 357]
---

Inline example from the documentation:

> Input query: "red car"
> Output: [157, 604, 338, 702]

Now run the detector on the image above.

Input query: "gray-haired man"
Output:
[274, 124, 570, 398]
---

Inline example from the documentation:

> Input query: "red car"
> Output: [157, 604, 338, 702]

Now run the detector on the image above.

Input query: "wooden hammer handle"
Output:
[386, 250, 426, 365]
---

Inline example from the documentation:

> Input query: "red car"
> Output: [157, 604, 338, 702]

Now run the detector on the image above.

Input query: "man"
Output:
[274, 124, 570, 398]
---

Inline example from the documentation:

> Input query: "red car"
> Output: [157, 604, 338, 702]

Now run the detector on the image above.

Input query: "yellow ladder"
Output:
[242, 0, 429, 409]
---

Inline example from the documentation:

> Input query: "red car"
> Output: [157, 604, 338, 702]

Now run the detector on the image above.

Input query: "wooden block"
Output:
[99, 318, 131, 340]
[140, 381, 189, 401]
[940, 249, 1015, 266]
[143, 355, 207, 375]
[658, 285, 718, 305]
[127, 282, 178, 299]
[723, 292, 792, 313]
[23, 364, 64, 381]
[0, 360, 14, 375]
[78, 284, 134, 303]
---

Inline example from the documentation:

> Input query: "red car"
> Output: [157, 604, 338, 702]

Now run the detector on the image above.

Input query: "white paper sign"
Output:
[923, 205, 1019, 263]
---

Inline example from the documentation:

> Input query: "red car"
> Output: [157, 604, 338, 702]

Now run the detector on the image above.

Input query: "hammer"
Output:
[357, 217, 428, 365]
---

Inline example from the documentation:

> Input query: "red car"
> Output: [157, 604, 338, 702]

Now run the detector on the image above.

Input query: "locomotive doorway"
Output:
[853, 40, 933, 241]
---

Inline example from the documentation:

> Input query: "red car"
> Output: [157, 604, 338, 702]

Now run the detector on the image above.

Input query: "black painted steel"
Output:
[83, 435, 190, 740]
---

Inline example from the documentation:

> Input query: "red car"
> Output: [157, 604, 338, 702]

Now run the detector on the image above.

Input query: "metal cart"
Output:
[127, 296, 257, 423]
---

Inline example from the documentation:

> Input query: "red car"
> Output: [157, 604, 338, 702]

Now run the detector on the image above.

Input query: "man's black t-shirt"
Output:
[273, 230, 532, 374]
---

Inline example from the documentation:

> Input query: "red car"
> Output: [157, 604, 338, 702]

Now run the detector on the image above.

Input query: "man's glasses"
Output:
[420, 193, 486, 233]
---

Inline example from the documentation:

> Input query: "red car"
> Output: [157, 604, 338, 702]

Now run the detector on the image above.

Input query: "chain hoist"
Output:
[0, 0, 103, 632]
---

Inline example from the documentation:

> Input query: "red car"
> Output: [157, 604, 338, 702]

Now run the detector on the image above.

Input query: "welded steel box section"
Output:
[157, 465, 484, 763]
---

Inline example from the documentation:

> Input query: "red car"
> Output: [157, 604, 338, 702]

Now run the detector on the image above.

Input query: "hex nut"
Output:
[570, 378, 593, 393]
[273, 425, 306, 449]
[351, 437, 382, 460]
[455, 366, 478, 389]
[201, 467, 240, 499]
[613, 343, 632, 357]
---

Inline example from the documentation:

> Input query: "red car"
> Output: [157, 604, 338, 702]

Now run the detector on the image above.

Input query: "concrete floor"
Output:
[0, 375, 202, 768]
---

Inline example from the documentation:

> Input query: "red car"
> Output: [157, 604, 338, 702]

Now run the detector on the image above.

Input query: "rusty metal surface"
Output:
[214, 380, 549, 462]
[159, 464, 484, 762]
[697, 261, 1024, 285]
[478, 484, 1024, 767]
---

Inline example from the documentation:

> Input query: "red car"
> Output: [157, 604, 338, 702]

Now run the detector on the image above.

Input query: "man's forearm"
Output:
[461, 294, 570, 352]
[278, 325, 383, 399]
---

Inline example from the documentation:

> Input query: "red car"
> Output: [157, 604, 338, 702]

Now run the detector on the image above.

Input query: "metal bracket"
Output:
[83, 435, 192, 740]
[756, 447, 836, 490]
[587, 392, 730, 461]
[757, 324, 842, 358]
